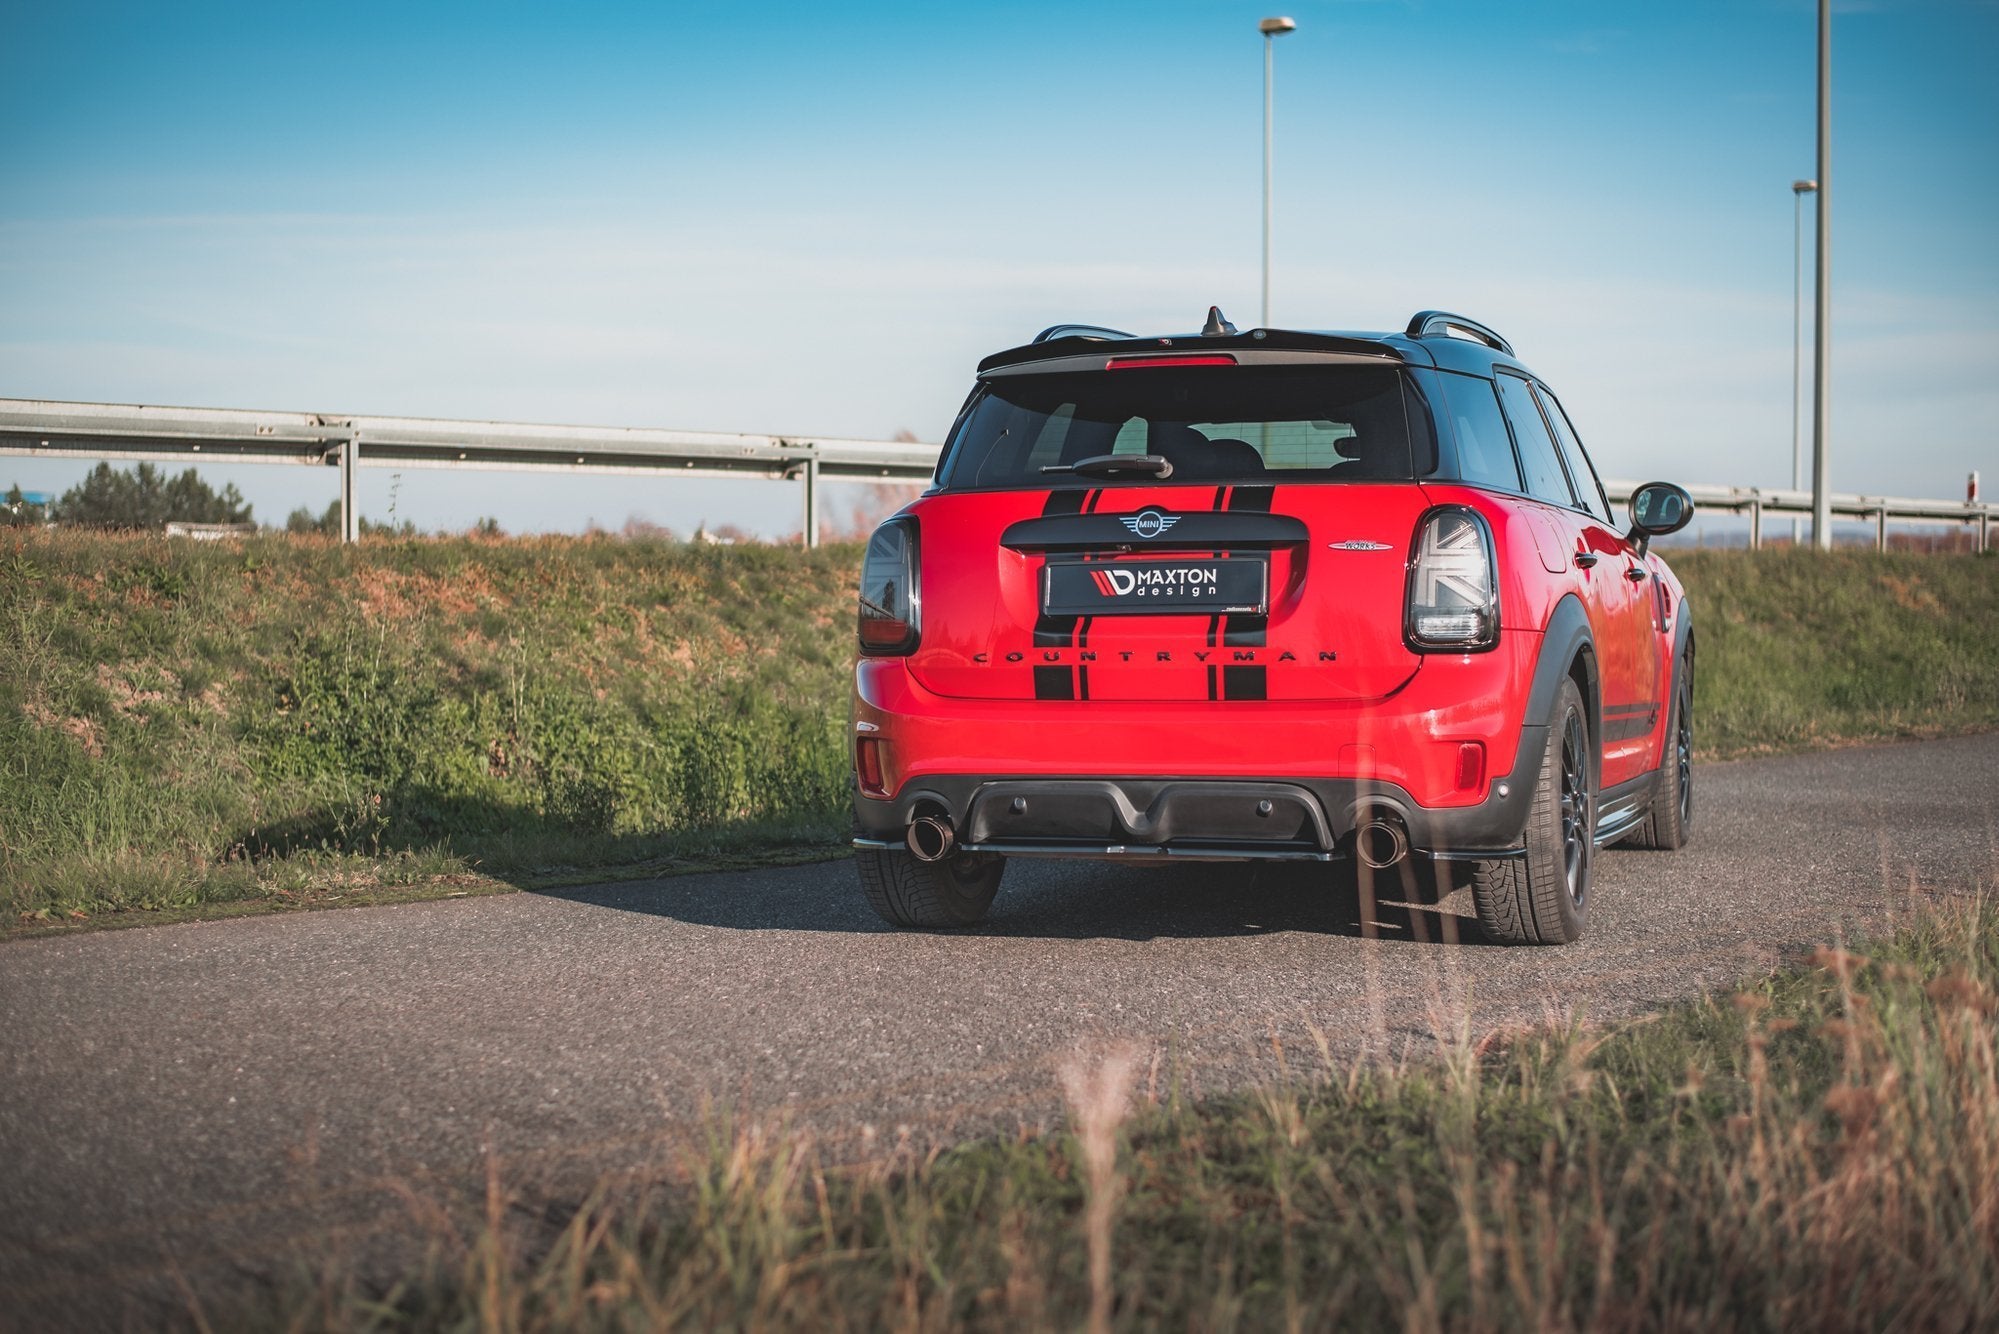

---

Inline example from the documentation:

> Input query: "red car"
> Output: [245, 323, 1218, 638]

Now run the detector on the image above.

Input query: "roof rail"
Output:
[1032, 323, 1135, 344]
[1404, 310, 1513, 357]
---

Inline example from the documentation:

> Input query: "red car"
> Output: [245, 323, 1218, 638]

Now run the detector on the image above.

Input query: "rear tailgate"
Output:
[907, 483, 1429, 703]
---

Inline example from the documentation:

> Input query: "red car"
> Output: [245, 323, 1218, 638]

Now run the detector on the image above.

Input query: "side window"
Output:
[1436, 372, 1522, 491]
[1534, 385, 1614, 524]
[1494, 372, 1576, 508]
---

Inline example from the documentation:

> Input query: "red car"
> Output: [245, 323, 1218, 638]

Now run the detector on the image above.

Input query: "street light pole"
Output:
[1791, 178, 1817, 546]
[1259, 17, 1296, 329]
[1811, 0, 1833, 550]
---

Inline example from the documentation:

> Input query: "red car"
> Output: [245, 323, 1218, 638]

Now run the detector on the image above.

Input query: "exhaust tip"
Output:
[1355, 817, 1409, 870]
[906, 814, 956, 862]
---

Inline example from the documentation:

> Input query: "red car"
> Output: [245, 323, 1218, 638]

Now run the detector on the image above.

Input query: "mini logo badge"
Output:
[1119, 510, 1180, 539]
[1328, 539, 1392, 551]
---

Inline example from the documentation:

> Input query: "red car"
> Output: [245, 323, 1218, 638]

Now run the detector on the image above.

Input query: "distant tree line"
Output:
[5, 463, 253, 530]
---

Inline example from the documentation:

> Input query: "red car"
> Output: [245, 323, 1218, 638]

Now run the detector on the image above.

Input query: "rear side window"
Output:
[1535, 385, 1614, 524]
[939, 365, 1435, 490]
[1435, 372, 1523, 492]
[1494, 372, 1576, 508]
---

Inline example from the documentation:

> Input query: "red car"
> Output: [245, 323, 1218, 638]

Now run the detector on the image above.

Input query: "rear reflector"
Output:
[1104, 354, 1237, 370]
[855, 737, 888, 797]
[1454, 742, 1486, 793]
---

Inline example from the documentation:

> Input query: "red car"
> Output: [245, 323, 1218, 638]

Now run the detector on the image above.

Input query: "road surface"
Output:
[3, 733, 1994, 1326]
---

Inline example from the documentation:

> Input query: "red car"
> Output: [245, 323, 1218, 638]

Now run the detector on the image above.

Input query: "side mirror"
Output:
[1627, 481, 1693, 553]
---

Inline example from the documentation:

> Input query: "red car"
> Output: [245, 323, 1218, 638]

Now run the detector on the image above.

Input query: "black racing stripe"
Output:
[1033, 488, 1088, 646]
[1222, 616, 1268, 648]
[1603, 702, 1655, 718]
[1212, 485, 1227, 509]
[1229, 484, 1276, 513]
[1034, 615, 1079, 647]
[1206, 665, 1219, 700]
[1042, 490, 1087, 516]
[1033, 666, 1075, 700]
[1222, 665, 1268, 700]
[1077, 666, 1090, 700]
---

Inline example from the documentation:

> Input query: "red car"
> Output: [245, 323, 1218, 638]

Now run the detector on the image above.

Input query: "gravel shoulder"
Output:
[3, 733, 1995, 1325]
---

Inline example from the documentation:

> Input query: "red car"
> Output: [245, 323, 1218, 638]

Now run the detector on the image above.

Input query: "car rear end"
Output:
[851, 322, 1546, 908]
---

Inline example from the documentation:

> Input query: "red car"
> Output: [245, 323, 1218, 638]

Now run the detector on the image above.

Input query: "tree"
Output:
[286, 500, 341, 535]
[3, 484, 49, 527]
[53, 462, 253, 529]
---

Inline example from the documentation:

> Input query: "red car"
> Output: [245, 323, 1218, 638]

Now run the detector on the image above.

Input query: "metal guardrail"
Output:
[2, 398, 1991, 550]
[0, 398, 937, 546]
[1600, 480, 1993, 552]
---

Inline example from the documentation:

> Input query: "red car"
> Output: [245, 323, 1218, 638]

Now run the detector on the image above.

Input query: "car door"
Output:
[1492, 372, 1656, 790]
[1535, 381, 1663, 785]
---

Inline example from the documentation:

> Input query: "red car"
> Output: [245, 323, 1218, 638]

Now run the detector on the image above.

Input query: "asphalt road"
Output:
[4, 733, 1995, 1326]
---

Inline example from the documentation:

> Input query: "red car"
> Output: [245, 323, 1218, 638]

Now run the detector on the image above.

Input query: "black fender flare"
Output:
[1525, 593, 1599, 742]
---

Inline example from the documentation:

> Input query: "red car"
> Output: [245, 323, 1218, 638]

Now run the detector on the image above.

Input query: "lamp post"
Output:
[1811, 0, 1832, 550]
[1260, 16, 1296, 329]
[1791, 178, 1817, 546]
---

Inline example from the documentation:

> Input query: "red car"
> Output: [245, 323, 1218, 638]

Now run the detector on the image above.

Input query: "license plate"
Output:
[1042, 558, 1268, 616]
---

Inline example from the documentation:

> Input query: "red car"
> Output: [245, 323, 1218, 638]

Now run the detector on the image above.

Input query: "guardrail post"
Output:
[1875, 507, 1887, 553]
[1981, 511, 1991, 554]
[1748, 498, 1762, 551]
[801, 454, 821, 549]
[341, 432, 360, 544]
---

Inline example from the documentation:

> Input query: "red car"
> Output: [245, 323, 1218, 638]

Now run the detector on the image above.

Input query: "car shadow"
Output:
[538, 855, 1496, 947]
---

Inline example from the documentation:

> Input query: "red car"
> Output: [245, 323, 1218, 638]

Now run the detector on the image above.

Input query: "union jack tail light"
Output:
[1405, 506, 1499, 651]
[858, 517, 921, 655]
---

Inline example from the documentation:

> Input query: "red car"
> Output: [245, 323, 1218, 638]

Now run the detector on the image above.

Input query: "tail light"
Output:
[1405, 506, 1499, 651]
[858, 517, 920, 655]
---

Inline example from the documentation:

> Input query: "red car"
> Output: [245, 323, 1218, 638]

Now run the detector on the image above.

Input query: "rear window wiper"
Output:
[1041, 454, 1175, 480]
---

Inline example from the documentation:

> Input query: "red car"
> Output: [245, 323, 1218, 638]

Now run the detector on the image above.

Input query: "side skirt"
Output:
[1593, 771, 1661, 848]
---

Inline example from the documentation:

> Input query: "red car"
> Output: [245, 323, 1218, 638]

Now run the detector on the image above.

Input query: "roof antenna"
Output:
[1201, 306, 1237, 337]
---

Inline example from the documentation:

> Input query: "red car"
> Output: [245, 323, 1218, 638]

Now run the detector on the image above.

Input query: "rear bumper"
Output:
[852, 631, 1545, 858]
[852, 768, 1540, 861]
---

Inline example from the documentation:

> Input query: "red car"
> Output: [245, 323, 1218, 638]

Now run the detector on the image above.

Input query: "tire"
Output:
[1628, 656, 1693, 851]
[1470, 676, 1596, 945]
[856, 845, 1006, 928]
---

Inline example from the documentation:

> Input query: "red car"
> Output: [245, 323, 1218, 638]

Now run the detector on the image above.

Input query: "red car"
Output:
[851, 309, 1695, 945]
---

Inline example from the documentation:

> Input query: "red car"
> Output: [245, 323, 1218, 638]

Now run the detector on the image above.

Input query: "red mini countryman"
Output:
[851, 309, 1695, 945]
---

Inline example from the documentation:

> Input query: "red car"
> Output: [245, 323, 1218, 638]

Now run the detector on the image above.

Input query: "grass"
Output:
[240, 890, 1999, 1332]
[3, 533, 1995, 935]
[1673, 548, 1999, 754]
[2, 530, 859, 931]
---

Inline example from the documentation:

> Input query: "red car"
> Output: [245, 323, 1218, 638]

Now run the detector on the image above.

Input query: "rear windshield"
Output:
[938, 365, 1433, 491]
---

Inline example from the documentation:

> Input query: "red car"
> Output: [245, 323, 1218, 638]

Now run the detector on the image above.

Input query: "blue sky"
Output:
[4, 0, 1996, 536]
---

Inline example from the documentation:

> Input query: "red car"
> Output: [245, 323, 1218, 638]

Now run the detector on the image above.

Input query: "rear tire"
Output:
[1628, 656, 1693, 851]
[1470, 677, 1595, 945]
[856, 846, 1005, 928]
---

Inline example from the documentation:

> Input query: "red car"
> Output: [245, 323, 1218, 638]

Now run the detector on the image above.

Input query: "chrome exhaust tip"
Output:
[1355, 817, 1410, 870]
[906, 814, 956, 862]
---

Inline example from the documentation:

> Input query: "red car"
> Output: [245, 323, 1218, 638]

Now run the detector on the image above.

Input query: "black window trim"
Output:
[1529, 381, 1616, 526]
[1492, 368, 1604, 522]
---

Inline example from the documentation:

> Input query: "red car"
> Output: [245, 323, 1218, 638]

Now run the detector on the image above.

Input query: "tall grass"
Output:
[251, 894, 1999, 1331]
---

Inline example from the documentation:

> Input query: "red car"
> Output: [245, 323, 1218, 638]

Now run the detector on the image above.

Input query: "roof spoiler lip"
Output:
[975, 328, 1410, 376]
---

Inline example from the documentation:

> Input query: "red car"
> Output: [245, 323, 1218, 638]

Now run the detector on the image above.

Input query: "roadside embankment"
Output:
[3, 534, 1994, 929]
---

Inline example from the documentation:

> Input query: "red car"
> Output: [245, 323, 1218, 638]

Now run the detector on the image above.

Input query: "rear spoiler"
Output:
[976, 329, 1410, 376]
